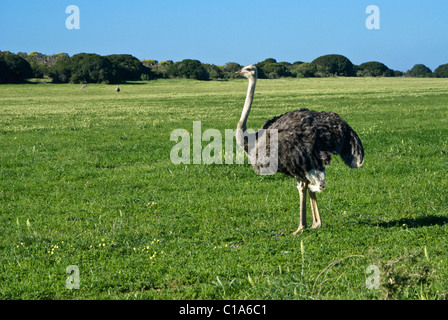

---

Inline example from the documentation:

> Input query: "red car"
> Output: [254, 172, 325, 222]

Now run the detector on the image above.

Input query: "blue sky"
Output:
[1, 0, 447, 71]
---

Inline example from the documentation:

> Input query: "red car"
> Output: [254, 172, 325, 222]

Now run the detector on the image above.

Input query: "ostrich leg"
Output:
[292, 181, 308, 234]
[309, 191, 322, 229]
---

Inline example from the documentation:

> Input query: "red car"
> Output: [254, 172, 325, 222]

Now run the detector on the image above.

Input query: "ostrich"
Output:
[236, 65, 364, 234]
[115, 86, 120, 92]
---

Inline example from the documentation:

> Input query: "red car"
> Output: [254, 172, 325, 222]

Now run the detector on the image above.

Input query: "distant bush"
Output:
[406, 64, 432, 78]
[5, 49, 445, 82]
[48, 55, 72, 83]
[143, 60, 173, 79]
[15, 52, 72, 80]
[266, 63, 291, 78]
[222, 62, 242, 79]
[293, 62, 316, 78]
[106, 54, 155, 81]
[18, 51, 50, 78]
[287, 61, 304, 77]
[0, 59, 8, 84]
[433, 64, 448, 78]
[311, 54, 355, 77]
[203, 63, 224, 80]
[48, 53, 155, 83]
[167, 59, 209, 80]
[255, 58, 291, 79]
[357, 61, 393, 77]
[69, 53, 119, 84]
[254, 59, 272, 79]
[140, 73, 152, 81]
[0, 51, 33, 83]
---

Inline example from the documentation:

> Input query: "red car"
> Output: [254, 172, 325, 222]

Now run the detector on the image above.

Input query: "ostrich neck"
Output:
[238, 77, 256, 131]
[236, 77, 257, 150]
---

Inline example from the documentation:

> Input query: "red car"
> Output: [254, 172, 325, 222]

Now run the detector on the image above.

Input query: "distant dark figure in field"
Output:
[115, 86, 120, 92]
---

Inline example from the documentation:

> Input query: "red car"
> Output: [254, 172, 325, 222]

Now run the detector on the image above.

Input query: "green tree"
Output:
[167, 59, 209, 80]
[255, 58, 277, 78]
[311, 54, 355, 77]
[106, 54, 154, 81]
[52, 53, 70, 63]
[0, 59, 9, 83]
[141, 59, 158, 67]
[203, 63, 224, 80]
[357, 61, 392, 77]
[288, 61, 305, 77]
[0, 51, 33, 83]
[18, 51, 51, 78]
[48, 55, 72, 83]
[406, 64, 432, 78]
[222, 62, 242, 79]
[294, 62, 316, 78]
[143, 60, 172, 79]
[433, 64, 448, 78]
[261, 61, 291, 79]
[69, 53, 119, 84]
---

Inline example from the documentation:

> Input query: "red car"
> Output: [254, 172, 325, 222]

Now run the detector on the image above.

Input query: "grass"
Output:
[1, 77, 448, 299]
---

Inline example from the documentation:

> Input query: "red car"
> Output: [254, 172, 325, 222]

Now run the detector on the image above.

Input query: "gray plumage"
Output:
[236, 64, 364, 233]
[256, 108, 364, 182]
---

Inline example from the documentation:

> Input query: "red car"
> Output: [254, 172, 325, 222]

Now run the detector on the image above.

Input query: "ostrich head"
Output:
[237, 65, 257, 80]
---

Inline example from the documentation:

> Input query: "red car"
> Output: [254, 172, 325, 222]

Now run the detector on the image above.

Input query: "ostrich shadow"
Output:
[372, 215, 448, 228]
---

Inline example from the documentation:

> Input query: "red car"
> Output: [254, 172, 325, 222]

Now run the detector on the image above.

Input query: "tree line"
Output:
[1, 50, 448, 84]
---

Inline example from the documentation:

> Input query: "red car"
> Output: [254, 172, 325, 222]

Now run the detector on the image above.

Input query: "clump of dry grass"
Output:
[378, 249, 434, 300]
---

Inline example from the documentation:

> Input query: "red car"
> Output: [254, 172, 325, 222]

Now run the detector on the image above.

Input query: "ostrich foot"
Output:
[311, 222, 322, 229]
[292, 225, 306, 235]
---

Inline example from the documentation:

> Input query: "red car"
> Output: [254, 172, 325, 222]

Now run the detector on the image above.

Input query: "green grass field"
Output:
[1, 77, 448, 299]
